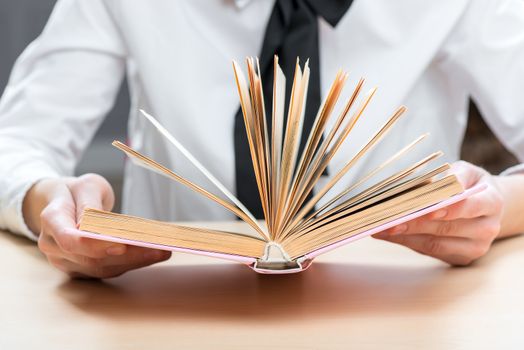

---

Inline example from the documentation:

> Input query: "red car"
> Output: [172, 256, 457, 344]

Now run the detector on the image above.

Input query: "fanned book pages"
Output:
[76, 56, 484, 274]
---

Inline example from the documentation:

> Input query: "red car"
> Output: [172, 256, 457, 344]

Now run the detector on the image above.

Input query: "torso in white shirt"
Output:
[116, 0, 485, 222]
[2, 0, 524, 235]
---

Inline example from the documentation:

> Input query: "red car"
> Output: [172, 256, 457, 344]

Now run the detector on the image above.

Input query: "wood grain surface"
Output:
[1, 222, 523, 349]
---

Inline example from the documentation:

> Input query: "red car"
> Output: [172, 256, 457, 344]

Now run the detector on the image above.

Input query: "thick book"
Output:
[75, 56, 483, 274]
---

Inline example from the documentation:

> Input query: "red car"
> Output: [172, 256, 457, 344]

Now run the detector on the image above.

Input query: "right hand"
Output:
[23, 174, 171, 279]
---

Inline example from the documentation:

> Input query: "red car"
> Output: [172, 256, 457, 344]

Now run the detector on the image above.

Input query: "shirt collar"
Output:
[234, 0, 253, 10]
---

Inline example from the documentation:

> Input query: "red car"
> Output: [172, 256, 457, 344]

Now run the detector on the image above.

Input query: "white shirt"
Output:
[2, 0, 524, 240]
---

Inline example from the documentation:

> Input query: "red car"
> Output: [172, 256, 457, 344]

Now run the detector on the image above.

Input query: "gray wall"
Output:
[0, 0, 129, 209]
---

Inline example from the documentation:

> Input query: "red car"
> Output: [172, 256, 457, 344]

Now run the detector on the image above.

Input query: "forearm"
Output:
[0, 140, 60, 238]
[494, 174, 524, 238]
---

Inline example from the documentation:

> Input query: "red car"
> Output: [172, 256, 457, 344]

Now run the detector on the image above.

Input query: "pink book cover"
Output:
[68, 183, 486, 275]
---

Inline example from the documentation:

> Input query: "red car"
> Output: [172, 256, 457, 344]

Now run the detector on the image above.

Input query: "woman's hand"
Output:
[373, 161, 507, 266]
[23, 174, 171, 279]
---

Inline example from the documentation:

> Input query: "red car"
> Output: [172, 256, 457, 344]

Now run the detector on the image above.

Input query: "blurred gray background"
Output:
[0, 0, 518, 211]
[0, 0, 129, 210]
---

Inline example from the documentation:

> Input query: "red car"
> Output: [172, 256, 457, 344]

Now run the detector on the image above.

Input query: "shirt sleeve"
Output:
[0, 0, 126, 239]
[437, 0, 524, 174]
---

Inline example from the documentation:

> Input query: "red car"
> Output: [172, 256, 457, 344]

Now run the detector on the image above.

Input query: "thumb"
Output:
[67, 174, 115, 223]
[450, 161, 485, 190]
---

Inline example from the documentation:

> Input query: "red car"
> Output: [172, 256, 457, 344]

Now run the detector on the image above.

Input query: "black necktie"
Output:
[234, 0, 354, 218]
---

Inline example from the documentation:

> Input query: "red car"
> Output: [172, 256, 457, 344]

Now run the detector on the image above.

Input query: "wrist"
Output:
[493, 174, 524, 238]
[22, 178, 65, 235]
[22, 180, 46, 235]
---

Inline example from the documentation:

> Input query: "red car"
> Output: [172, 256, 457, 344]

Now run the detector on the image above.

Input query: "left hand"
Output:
[372, 161, 504, 266]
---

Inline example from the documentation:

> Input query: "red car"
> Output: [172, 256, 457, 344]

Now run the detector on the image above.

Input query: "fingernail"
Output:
[144, 251, 166, 260]
[373, 232, 389, 239]
[433, 209, 447, 219]
[106, 245, 126, 256]
[390, 224, 408, 235]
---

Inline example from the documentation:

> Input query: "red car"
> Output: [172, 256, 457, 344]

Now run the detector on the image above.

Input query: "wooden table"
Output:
[1, 222, 524, 349]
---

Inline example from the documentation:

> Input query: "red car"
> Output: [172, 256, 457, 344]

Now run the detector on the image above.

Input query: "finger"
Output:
[450, 161, 484, 189]
[68, 174, 115, 223]
[58, 250, 172, 279]
[38, 230, 61, 257]
[64, 245, 171, 268]
[427, 185, 502, 221]
[40, 199, 78, 254]
[374, 233, 488, 266]
[60, 175, 123, 257]
[377, 216, 499, 240]
[43, 209, 127, 259]
[40, 195, 77, 229]
[100, 246, 172, 267]
[58, 234, 128, 259]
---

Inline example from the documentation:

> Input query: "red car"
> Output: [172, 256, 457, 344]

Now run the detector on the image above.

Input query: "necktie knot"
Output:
[277, 0, 353, 28]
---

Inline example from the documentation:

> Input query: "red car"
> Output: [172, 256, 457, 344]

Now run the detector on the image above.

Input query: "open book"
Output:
[77, 56, 482, 274]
